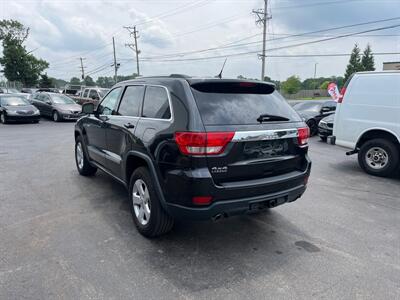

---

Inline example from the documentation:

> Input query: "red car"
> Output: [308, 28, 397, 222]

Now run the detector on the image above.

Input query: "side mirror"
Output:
[321, 107, 330, 113]
[82, 102, 94, 114]
[46, 101, 52, 105]
[91, 95, 99, 100]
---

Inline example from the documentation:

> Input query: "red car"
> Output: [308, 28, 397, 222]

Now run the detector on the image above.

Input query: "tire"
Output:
[358, 138, 399, 177]
[307, 119, 318, 136]
[53, 111, 61, 122]
[75, 136, 97, 176]
[0, 113, 7, 124]
[32, 120, 39, 124]
[320, 136, 327, 142]
[129, 167, 174, 237]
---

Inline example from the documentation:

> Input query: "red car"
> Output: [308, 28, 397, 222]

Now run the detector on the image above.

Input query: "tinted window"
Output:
[98, 88, 121, 115]
[191, 82, 300, 125]
[118, 86, 145, 117]
[89, 90, 99, 99]
[83, 89, 89, 98]
[51, 94, 75, 104]
[142, 86, 171, 119]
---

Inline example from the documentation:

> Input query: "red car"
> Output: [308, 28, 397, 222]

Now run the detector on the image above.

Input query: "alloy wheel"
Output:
[132, 179, 151, 226]
[76, 142, 84, 170]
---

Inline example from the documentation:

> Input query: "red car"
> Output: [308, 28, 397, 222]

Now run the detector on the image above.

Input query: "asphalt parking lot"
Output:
[0, 119, 399, 299]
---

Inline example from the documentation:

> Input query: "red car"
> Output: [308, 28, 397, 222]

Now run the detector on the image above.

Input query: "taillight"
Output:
[338, 87, 346, 103]
[174, 131, 234, 155]
[192, 196, 213, 205]
[297, 127, 309, 146]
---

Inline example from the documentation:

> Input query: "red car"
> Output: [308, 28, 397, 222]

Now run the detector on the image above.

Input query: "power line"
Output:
[253, 0, 271, 80]
[136, 23, 400, 62]
[138, 16, 400, 60]
[124, 26, 141, 76]
[263, 52, 400, 58]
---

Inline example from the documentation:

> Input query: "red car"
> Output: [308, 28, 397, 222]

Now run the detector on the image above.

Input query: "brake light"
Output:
[192, 196, 213, 205]
[338, 87, 346, 103]
[297, 127, 309, 146]
[175, 131, 234, 155]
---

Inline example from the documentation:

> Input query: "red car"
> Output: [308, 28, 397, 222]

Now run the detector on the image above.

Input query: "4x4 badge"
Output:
[211, 166, 228, 174]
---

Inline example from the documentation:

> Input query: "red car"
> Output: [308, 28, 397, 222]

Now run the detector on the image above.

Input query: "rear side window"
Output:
[117, 85, 145, 117]
[142, 86, 171, 119]
[191, 81, 301, 125]
[83, 89, 89, 98]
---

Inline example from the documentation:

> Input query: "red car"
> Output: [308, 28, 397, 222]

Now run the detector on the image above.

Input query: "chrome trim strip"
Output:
[232, 129, 298, 142]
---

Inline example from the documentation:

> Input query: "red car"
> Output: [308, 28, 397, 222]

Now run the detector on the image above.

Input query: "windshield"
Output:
[1, 96, 30, 106]
[51, 94, 76, 104]
[293, 102, 322, 112]
[191, 81, 301, 125]
[98, 89, 109, 98]
[7, 88, 20, 93]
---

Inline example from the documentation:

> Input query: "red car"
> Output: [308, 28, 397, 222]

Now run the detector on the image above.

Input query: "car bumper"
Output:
[60, 113, 84, 120]
[163, 155, 311, 220]
[318, 126, 333, 137]
[166, 184, 306, 220]
[6, 115, 40, 122]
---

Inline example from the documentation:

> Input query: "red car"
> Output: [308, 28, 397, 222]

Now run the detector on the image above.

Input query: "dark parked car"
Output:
[74, 75, 312, 237]
[36, 88, 60, 93]
[318, 114, 335, 142]
[293, 100, 336, 136]
[21, 88, 38, 94]
[0, 95, 40, 124]
[31, 92, 83, 122]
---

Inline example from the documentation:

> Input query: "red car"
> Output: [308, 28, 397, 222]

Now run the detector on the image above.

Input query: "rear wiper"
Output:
[257, 114, 289, 123]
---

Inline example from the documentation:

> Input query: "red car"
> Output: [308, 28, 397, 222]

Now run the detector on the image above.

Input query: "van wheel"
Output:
[320, 136, 327, 142]
[75, 136, 97, 176]
[129, 167, 174, 237]
[358, 138, 399, 177]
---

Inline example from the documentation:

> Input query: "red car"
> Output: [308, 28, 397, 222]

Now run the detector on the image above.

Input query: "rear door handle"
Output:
[124, 122, 135, 129]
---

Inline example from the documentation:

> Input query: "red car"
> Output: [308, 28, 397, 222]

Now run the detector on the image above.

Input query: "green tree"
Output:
[84, 75, 95, 86]
[361, 44, 375, 71]
[0, 20, 48, 86]
[282, 75, 302, 94]
[39, 74, 53, 88]
[70, 77, 81, 85]
[319, 80, 330, 90]
[344, 44, 362, 82]
[50, 77, 67, 88]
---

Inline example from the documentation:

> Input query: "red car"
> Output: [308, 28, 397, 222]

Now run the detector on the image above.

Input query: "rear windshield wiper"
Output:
[257, 114, 289, 123]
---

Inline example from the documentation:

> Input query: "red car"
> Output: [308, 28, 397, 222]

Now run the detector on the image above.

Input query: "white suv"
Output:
[331, 71, 400, 177]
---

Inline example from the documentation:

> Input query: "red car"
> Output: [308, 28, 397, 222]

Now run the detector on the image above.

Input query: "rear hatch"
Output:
[189, 80, 307, 185]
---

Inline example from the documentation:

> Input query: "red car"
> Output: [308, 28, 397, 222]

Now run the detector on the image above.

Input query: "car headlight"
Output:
[6, 110, 18, 116]
[33, 109, 40, 115]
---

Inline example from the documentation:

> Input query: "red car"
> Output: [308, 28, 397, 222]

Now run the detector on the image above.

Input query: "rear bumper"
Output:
[166, 184, 306, 220]
[163, 155, 311, 220]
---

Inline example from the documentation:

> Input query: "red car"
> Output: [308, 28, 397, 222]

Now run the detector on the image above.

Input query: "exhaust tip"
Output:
[211, 213, 223, 222]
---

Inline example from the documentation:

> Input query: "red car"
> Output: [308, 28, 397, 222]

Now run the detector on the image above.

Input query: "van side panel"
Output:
[334, 73, 400, 149]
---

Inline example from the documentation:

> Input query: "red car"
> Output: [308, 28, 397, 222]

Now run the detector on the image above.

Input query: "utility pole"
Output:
[253, 0, 271, 81]
[79, 57, 86, 80]
[124, 26, 140, 76]
[112, 36, 120, 84]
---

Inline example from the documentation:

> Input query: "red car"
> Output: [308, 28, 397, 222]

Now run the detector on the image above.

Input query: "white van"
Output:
[331, 71, 400, 177]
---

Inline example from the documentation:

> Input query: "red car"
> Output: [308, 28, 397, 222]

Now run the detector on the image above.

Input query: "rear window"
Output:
[191, 82, 301, 125]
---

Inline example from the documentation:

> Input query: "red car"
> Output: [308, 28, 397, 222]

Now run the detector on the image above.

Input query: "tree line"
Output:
[266, 44, 376, 95]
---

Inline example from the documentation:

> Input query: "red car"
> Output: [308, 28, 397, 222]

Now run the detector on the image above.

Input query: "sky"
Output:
[1, 0, 400, 82]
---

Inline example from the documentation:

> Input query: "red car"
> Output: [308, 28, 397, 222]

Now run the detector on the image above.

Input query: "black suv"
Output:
[74, 76, 311, 237]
